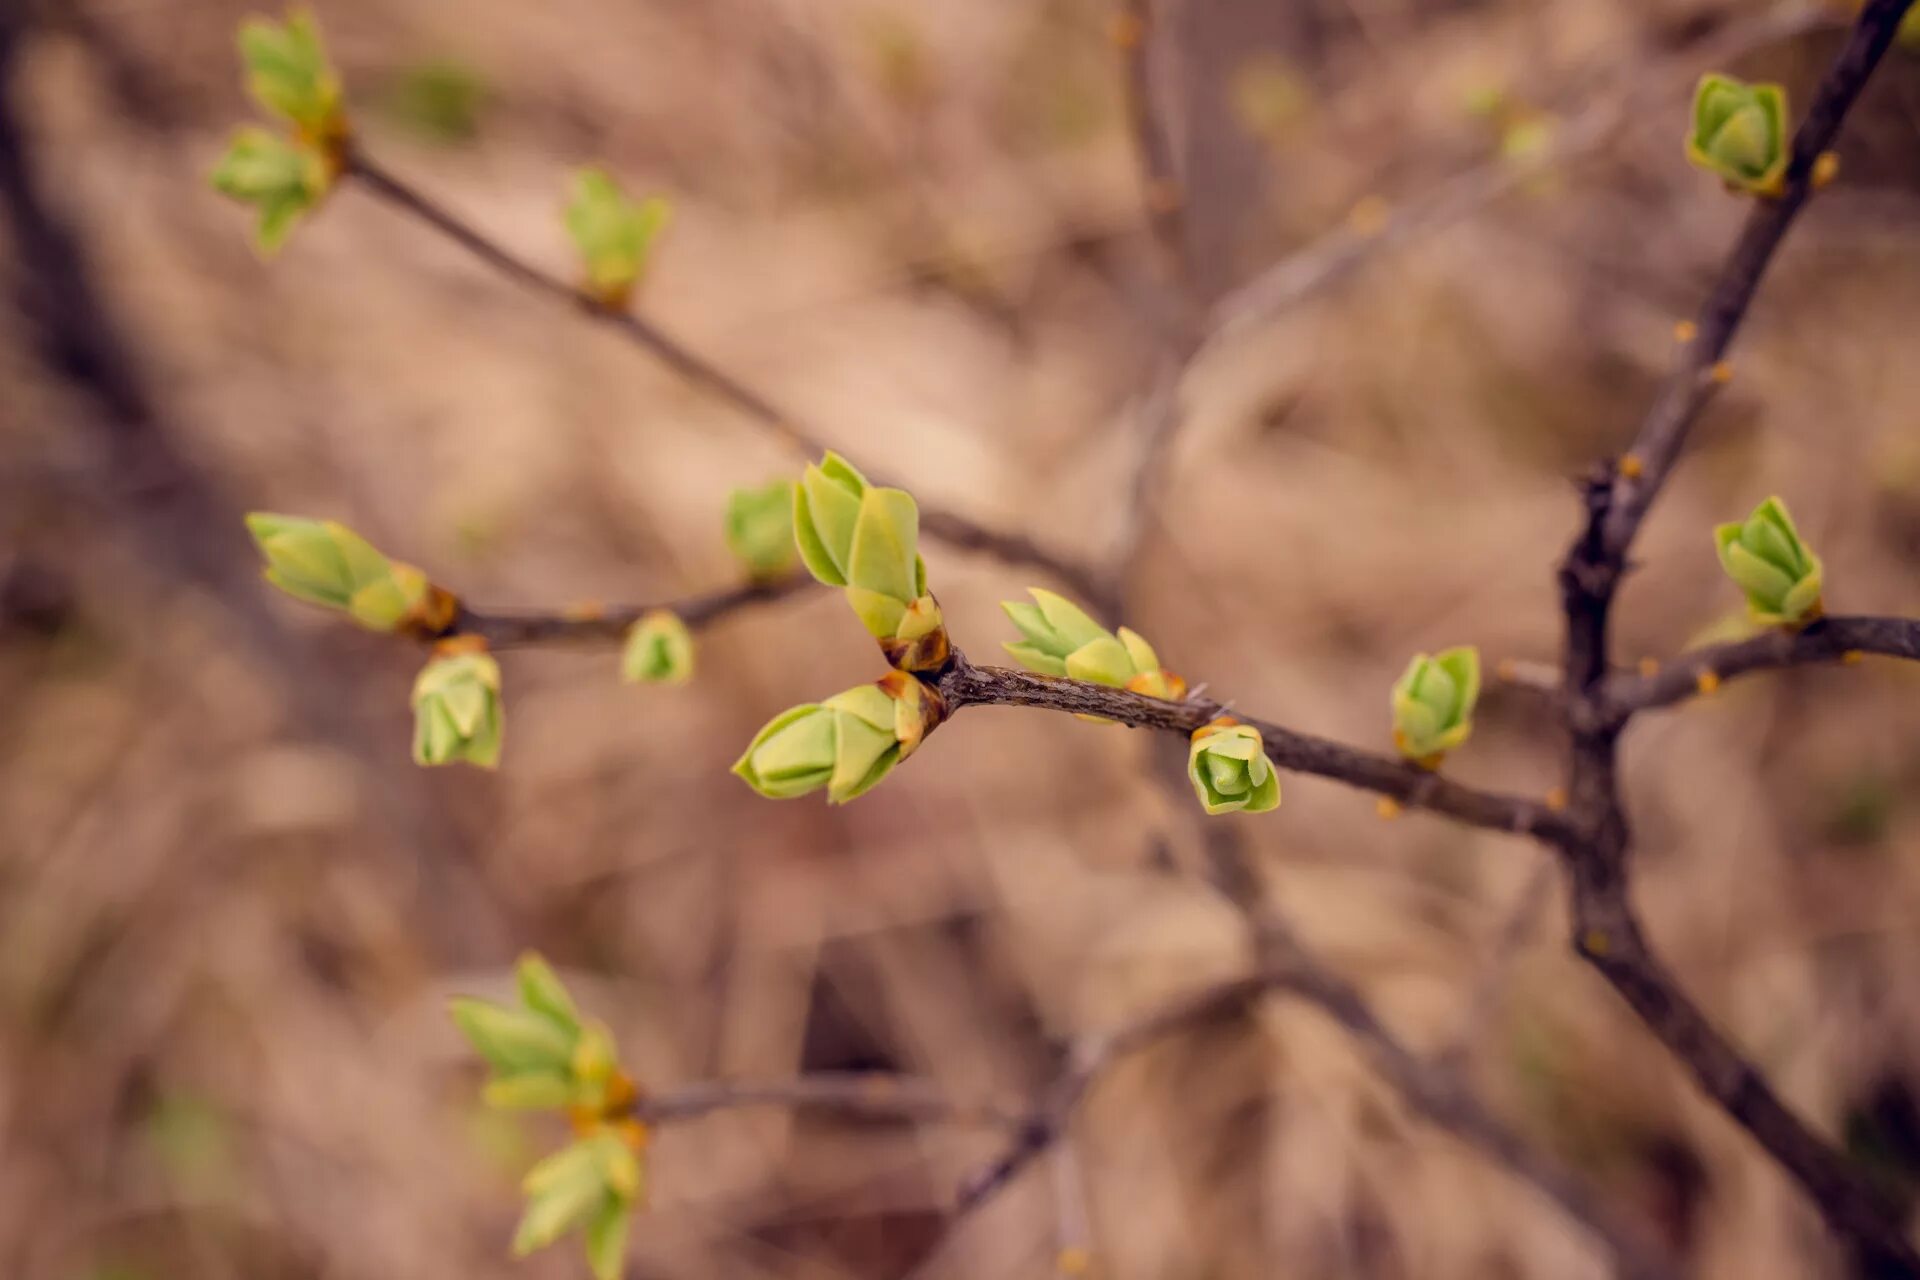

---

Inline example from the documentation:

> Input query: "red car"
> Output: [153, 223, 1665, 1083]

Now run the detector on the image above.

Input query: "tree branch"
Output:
[1599, 614, 1920, 719]
[935, 656, 1575, 845]
[439, 575, 811, 649]
[337, 147, 1107, 604]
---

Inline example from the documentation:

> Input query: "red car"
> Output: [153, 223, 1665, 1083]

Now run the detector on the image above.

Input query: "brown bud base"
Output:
[397, 582, 464, 640]
[878, 669, 951, 758]
[880, 624, 952, 675]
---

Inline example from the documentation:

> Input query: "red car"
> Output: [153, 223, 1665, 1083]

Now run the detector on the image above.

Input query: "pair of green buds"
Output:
[1715, 495, 1823, 627]
[732, 454, 953, 802]
[211, 9, 347, 252]
[450, 955, 644, 1280]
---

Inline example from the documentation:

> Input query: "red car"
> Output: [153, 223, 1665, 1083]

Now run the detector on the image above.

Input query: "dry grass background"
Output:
[7, 0, 1920, 1277]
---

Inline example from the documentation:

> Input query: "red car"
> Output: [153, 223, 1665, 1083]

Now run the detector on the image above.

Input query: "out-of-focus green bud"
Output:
[244, 512, 455, 632]
[450, 998, 576, 1075]
[1714, 496, 1823, 626]
[1686, 74, 1788, 196]
[412, 644, 504, 769]
[514, 953, 581, 1031]
[793, 452, 948, 670]
[621, 610, 694, 685]
[1391, 646, 1480, 766]
[724, 480, 797, 579]
[733, 678, 943, 803]
[210, 128, 332, 253]
[1902, 6, 1920, 51]
[565, 168, 670, 309]
[584, 1196, 634, 1280]
[482, 1072, 574, 1110]
[238, 8, 346, 143]
[1000, 589, 1187, 701]
[1187, 718, 1281, 816]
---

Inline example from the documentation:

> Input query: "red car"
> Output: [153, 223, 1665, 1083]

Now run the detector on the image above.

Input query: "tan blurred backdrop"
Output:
[6, 0, 1920, 1277]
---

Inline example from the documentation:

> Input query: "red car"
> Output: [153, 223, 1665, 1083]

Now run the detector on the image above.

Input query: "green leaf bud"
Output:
[514, 1139, 614, 1255]
[210, 128, 332, 254]
[514, 952, 581, 1032]
[244, 512, 455, 632]
[1686, 74, 1788, 196]
[1714, 495, 1823, 626]
[412, 645, 505, 770]
[793, 452, 948, 669]
[584, 1196, 634, 1280]
[733, 676, 945, 803]
[1187, 718, 1281, 816]
[237, 8, 346, 142]
[564, 168, 670, 309]
[482, 1071, 575, 1110]
[621, 610, 694, 685]
[449, 998, 576, 1075]
[1000, 590, 1187, 701]
[1391, 646, 1480, 766]
[724, 479, 798, 579]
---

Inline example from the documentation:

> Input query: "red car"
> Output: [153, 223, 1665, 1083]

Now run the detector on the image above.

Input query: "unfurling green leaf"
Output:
[450, 998, 576, 1075]
[1686, 74, 1788, 195]
[733, 674, 944, 803]
[244, 512, 451, 631]
[1714, 495, 1823, 626]
[565, 168, 671, 308]
[1000, 589, 1187, 702]
[1187, 719, 1281, 816]
[724, 480, 797, 579]
[513, 1133, 643, 1273]
[793, 452, 948, 669]
[412, 647, 505, 769]
[1391, 646, 1480, 765]
[237, 8, 345, 140]
[621, 610, 694, 685]
[514, 952, 581, 1030]
[210, 128, 332, 253]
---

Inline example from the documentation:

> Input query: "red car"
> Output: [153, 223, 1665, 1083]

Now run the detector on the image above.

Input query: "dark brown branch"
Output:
[1551, 5, 1920, 1271]
[337, 147, 1107, 605]
[1600, 0, 1918, 562]
[1599, 614, 1920, 720]
[439, 575, 811, 649]
[934, 656, 1576, 846]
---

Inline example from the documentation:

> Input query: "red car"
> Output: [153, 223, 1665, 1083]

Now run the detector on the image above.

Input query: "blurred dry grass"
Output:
[7, 0, 1920, 1277]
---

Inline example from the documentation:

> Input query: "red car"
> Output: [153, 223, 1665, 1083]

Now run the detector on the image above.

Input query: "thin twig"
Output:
[934, 656, 1575, 845]
[338, 147, 1108, 604]
[441, 575, 811, 649]
[1598, 614, 1920, 720]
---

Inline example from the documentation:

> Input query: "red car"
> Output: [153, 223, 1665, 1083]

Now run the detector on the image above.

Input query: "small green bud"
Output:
[733, 677, 943, 803]
[793, 453, 948, 669]
[1391, 646, 1480, 766]
[621, 610, 694, 685]
[1902, 7, 1920, 51]
[1187, 719, 1281, 816]
[515, 1138, 615, 1255]
[244, 512, 452, 632]
[210, 128, 332, 253]
[412, 646, 505, 769]
[583, 1196, 634, 1280]
[237, 8, 345, 141]
[564, 168, 670, 309]
[482, 1072, 575, 1110]
[1714, 496, 1823, 626]
[724, 480, 798, 579]
[514, 953, 580, 1031]
[1686, 74, 1788, 196]
[1000, 589, 1187, 701]
[450, 998, 576, 1075]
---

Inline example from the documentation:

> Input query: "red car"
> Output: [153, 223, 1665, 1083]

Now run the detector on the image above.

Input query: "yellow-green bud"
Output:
[733, 678, 943, 803]
[564, 168, 670, 309]
[514, 952, 580, 1029]
[1902, 7, 1920, 51]
[1714, 496, 1823, 627]
[210, 128, 332, 254]
[237, 8, 345, 141]
[245, 512, 452, 632]
[584, 1196, 634, 1280]
[793, 452, 947, 669]
[1000, 589, 1186, 700]
[412, 647, 504, 769]
[449, 998, 576, 1075]
[1187, 719, 1281, 816]
[1686, 74, 1788, 196]
[724, 479, 797, 579]
[514, 1136, 616, 1255]
[621, 610, 694, 685]
[1391, 646, 1480, 766]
